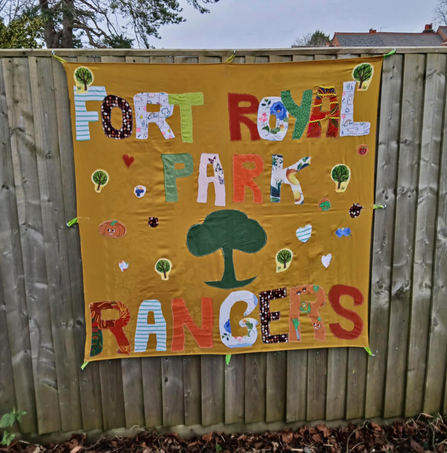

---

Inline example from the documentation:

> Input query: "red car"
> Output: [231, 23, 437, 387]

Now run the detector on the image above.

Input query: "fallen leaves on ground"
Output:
[3, 414, 447, 453]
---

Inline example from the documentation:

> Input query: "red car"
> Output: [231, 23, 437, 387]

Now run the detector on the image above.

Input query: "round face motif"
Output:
[98, 220, 127, 238]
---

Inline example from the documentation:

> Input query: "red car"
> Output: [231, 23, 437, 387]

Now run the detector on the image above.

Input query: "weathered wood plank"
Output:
[0, 47, 444, 58]
[3, 57, 61, 435]
[255, 56, 269, 64]
[198, 56, 221, 64]
[346, 349, 367, 419]
[183, 356, 201, 425]
[343, 50, 368, 420]
[423, 56, 447, 415]
[266, 351, 286, 423]
[224, 354, 245, 425]
[0, 275, 16, 414]
[28, 56, 82, 432]
[244, 352, 266, 423]
[121, 359, 145, 427]
[99, 360, 126, 430]
[406, 54, 446, 417]
[364, 55, 403, 418]
[95, 54, 131, 430]
[269, 55, 293, 62]
[292, 55, 314, 62]
[201, 355, 224, 426]
[326, 348, 347, 421]
[286, 350, 307, 422]
[174, 56, 199, 64]
[141, 357, 163, 427]
[162, 356, 184, 427]
[150, 56, 174, 64]
[125, 56, 151, 63]
[307, 349, 327, 421]
[0, 57, 37, 433]
[384, 54, 425, 418]
[52, 56, 104, 431]
[303, 52, 334, 424]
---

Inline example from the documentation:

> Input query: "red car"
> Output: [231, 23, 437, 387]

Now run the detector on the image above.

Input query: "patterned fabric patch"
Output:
[257, 97, 289, 141]
[349, 203, 363, 218]
[340, 82, 371, 137]
[307, 86, 339, 139]
[219, 291, 259, 348]
[281, 89, 313, 139]
[134, 92, 175, 140]
[134, 300, 167, 352]
[296, 225, 312, 243]
[259, 288, 288, 344]
[73, 85, 107, 141]
[101, 95, 133, 139]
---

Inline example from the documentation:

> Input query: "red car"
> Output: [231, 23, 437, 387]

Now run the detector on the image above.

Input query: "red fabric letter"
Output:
[228, 93, 260, 141]
[171, 297, 214, 351]
[307, 86, 339, 138]
[233, 154, 264, 203]
[328, 285, 364, 339]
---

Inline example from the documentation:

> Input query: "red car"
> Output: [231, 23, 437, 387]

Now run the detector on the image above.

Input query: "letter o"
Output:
[101, 95, 133, 139]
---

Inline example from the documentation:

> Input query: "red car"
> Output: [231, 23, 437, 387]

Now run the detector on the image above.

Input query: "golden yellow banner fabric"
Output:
[64, 57, 382, 361]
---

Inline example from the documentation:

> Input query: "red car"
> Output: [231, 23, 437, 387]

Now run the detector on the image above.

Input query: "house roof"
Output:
[331, 32, 444, 47]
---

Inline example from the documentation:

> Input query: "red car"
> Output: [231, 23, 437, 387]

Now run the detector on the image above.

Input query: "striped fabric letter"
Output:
[134, 300, 167, 352]
[73, 86, 107, 141]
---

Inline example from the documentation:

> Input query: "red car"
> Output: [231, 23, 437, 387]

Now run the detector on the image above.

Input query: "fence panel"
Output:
[0, 48, 446, 436]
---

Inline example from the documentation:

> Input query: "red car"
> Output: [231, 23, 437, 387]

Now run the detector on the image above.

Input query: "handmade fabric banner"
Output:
[64, 57, 382, 361]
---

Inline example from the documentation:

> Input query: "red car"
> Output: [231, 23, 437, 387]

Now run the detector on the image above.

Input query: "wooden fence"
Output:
[1, 47, 447, 436]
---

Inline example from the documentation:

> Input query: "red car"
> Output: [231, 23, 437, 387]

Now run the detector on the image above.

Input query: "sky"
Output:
[155, 0, 440, 49]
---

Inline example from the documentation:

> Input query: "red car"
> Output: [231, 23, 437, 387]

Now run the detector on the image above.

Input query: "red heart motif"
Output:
[122, 154, 134, 168]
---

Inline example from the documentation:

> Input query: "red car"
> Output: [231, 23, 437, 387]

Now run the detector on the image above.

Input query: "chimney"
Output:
[369, 28, 377, 33]
[423, 23, 434, 33]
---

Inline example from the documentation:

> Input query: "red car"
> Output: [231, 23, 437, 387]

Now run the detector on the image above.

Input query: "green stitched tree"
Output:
[331, 165, 350, 189]
[156, 259, 171, 279]
[75, 67, 93, 91]
[187, 210, 267, 289]
[352, 63, 373, 89]
[92, 170, 108, 192]
[276, 249, 292, 269]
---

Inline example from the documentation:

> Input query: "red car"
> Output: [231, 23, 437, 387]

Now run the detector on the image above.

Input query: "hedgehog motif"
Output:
[349, 203, 363, 218]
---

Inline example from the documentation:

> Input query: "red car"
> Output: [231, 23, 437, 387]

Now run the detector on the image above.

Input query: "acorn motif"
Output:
[349, 203, 363, 218]
[148, 217, 159, 228]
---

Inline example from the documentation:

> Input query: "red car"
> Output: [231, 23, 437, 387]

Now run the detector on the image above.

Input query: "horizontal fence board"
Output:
[0, 48, 445, 437]
[0, 47, 444, 58]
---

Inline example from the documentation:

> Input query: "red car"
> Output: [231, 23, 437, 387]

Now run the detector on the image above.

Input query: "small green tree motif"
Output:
[156, 259, 171, 279]
[74, 67, 93, 91]
[352, 63, 373, 89]
[331, 165, 350, 189]
[92, 170, 108, 192]
[276, 249, 292, 269]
